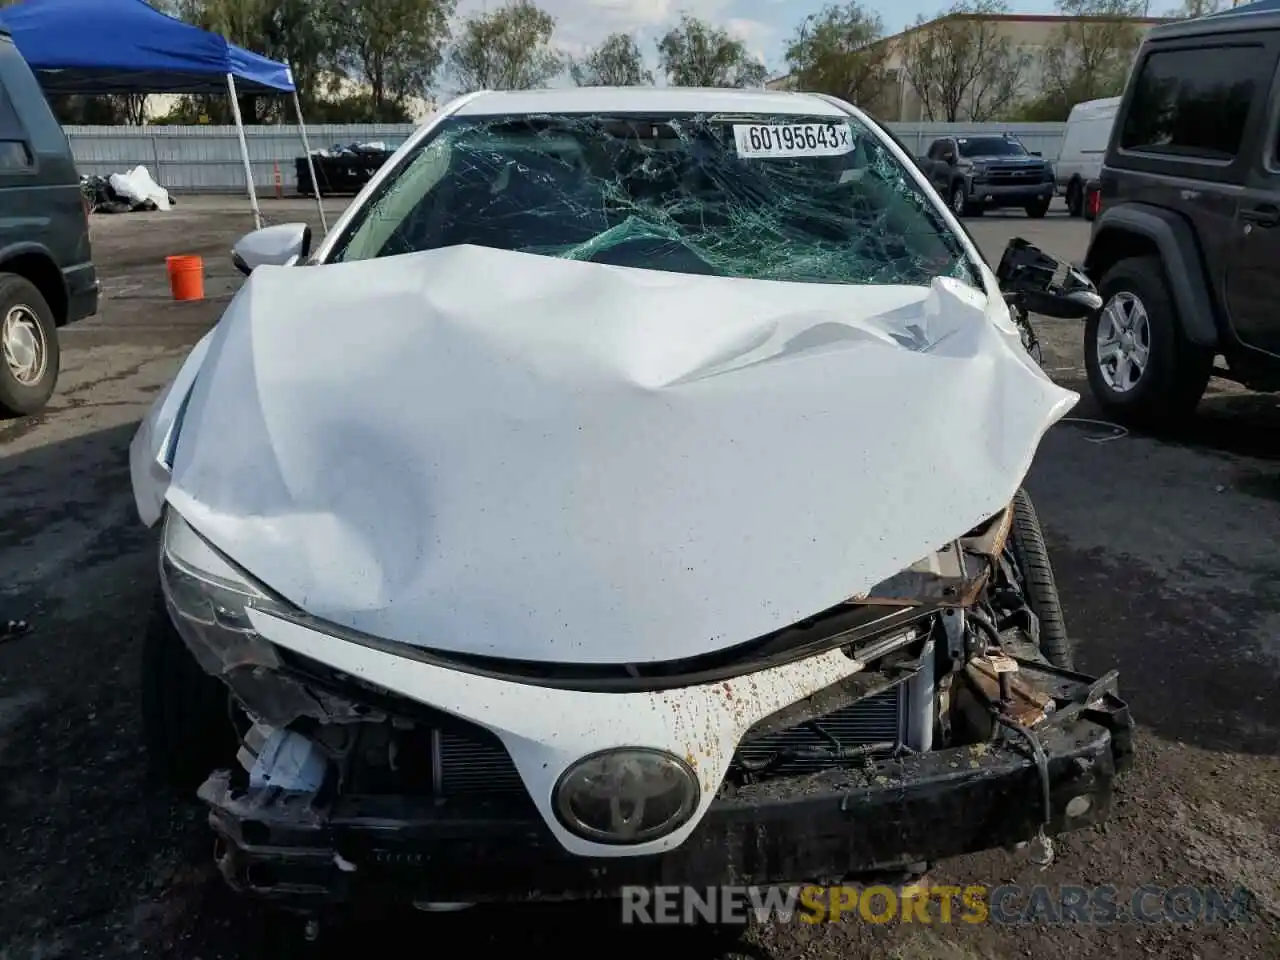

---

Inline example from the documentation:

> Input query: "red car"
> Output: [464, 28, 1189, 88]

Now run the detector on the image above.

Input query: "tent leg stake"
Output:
[293, 91, 327, 235]
[226, 73, 263, 231]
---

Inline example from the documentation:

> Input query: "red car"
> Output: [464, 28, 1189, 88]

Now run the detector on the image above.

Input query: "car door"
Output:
[1227, 32, 1280, 358]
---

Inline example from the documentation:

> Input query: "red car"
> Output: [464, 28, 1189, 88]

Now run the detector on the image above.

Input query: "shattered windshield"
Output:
[957, 137, 1028, 158]
[328, 112, 980, 289]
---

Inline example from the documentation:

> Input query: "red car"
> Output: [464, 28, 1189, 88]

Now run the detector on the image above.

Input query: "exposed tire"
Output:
[1086, 256, 1213, 428]
[949, 181, 971, 218]
[1066, 179, 1083, 217]
[141, 589, 238, 792]
[1025, 197, 1051, 219]
[0, 273, 60, 417]
[1008, 489, 1073, 671]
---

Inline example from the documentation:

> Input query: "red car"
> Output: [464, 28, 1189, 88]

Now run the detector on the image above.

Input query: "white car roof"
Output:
[451, 87, 850, 119]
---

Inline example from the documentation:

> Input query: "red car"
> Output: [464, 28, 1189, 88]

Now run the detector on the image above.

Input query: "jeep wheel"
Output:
[1025, 197, 1051, 219]
[1066, 179, 1083, 218]
[0, 273, 60, 417]
[1086, 256, 1213, 427]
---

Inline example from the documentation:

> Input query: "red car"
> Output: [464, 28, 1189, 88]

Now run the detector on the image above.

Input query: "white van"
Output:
[1056, 97, 1119, 217]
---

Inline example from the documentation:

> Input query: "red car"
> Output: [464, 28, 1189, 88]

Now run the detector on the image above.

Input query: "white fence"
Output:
[63, 121, 1069, 194]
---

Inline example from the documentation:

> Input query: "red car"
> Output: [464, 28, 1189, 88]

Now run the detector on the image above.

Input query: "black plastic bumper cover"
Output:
[972, 183, 1054, 206]
[200, 664, 1132, 906]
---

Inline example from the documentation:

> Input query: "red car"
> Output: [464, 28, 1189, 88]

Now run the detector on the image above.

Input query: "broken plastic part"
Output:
[330, 111, 981, 290]
[248, 728, 328, 792]
[161, 510, 375, 727]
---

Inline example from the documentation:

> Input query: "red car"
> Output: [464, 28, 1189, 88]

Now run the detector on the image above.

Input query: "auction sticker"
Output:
[733, 122, 855, 158]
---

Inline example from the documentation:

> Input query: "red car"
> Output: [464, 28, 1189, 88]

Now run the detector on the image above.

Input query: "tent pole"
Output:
[292, 90, 328, 234]
[226, 73, 264, 230]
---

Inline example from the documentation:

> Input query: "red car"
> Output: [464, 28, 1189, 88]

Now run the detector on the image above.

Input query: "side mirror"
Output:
[231, 222, 312, 277]
[995, 237, 1103, 321]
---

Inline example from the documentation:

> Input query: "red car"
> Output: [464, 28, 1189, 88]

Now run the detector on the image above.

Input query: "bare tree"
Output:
[570, 33, 653, 86]
[899, 0, 1028, 121]
[1173, 0, 1222, 16]
[783, 2, 890, 107]
[1038, 0, 1147, 109]
[448, 0, 562, 92]
[656, 15, 768, 88]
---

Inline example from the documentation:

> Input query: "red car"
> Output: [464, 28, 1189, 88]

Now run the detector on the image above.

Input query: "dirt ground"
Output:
[0, 197, 1277, 959]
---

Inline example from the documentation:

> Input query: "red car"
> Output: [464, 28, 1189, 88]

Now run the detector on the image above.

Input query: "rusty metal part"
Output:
[853, 504, 1013, 609]
[965, 655, 1055, 727]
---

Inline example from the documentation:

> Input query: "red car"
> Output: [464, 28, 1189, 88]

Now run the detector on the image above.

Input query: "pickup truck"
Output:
[918, 134, 1055, 219]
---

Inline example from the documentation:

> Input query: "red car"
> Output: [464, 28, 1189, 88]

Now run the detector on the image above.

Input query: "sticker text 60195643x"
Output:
[733, 123, 855, 159]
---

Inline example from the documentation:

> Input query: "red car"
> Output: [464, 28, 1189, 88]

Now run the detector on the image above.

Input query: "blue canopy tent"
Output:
[0, 0, 326, 231]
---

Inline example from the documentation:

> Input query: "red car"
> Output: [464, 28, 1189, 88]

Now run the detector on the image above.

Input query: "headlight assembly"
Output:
[160, 509, 290, 678]
[553, 748, 699, 845]
[159, 510, 370, 728]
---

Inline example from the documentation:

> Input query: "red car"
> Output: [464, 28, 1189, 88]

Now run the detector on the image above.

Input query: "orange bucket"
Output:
[166, 255, 204, 301]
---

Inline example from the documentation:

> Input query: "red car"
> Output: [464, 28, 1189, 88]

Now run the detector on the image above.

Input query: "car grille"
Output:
[984, 165, 1043, 184]
[437, 728, 526, 795]
[431, 684, 905, 799]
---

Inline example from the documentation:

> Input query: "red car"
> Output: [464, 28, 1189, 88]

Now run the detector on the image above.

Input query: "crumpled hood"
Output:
[160, 244, 1075, 664]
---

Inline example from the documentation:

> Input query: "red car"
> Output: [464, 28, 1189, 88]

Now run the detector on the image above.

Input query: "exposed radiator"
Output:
[433, 684, 905, 798]
[733, 686, 903, 775]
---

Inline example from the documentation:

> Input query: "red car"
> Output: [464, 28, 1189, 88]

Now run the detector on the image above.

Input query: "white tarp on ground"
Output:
[153, 244, 1077, 665]
[107, 165, 171, 211]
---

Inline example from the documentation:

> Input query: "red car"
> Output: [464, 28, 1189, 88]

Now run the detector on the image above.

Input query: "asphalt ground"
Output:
[0, 196, 1276, 959]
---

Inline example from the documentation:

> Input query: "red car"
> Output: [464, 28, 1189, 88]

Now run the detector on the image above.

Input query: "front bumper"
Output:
[970, 182, 1054, 208]
[199, 661, 1132, 906]
[63, 262, 99, 322]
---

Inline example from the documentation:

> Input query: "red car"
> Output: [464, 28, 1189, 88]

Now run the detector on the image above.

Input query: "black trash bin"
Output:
[296, 145, 394, 197]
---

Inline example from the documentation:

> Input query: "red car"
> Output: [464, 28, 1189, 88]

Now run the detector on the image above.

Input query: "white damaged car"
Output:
[129, 88, 1131, 913]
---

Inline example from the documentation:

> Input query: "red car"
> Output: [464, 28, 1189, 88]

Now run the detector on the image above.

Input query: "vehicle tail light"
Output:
[1086, 184, 1102, 219]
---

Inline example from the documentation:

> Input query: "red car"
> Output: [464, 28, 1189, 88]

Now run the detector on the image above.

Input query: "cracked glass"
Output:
[328, 112, 980, 290]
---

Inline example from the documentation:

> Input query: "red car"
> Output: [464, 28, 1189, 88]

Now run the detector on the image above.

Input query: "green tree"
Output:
[656, 15, 768, 88]
[167, 0, 292, 122]
[328, 0, 455, 116]
[447, 0, 562, 92]
[898, 1, 1029, 121]
[570, 33, 653, 86]
[783, 2, 889, 107]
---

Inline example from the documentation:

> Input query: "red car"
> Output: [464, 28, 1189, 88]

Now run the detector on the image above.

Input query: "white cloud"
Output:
[724, 16, 775, 66]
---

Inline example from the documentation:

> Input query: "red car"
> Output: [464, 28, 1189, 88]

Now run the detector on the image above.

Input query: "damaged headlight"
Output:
[160, 510, 379, 728]
[159, 509, 289, 677]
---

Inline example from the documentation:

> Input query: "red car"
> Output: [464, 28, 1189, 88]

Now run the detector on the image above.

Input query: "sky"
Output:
[451, 0, 1186, 82]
